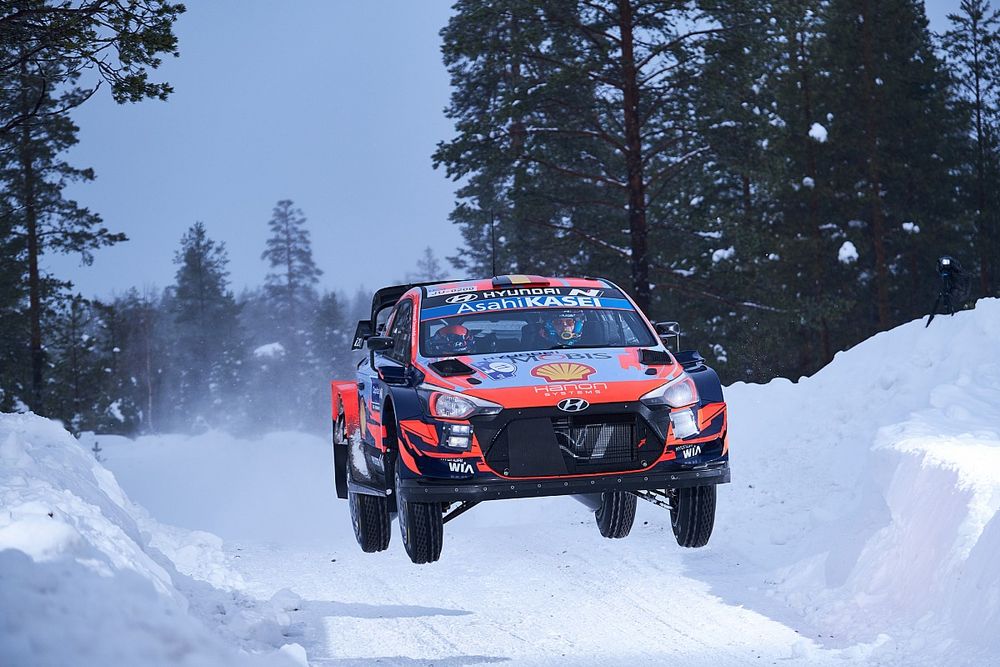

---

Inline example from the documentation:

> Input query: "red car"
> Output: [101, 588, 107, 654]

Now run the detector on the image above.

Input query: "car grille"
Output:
[551, 415, 636, 467]
[476, 410, 660, 478]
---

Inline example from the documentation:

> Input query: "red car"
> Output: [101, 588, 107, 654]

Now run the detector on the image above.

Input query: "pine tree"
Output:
[821, 0, 968, 330]
[0, 61, 122, 414]
[436, 1, 723, 310]
[410, 246, 446, 281]
[943, 0, 1000, 294]
[105, 289, 166, 433]
[0, 194, 28, 410]
[311, 290, 355, 396]
[45, 295, 136, 434]
[261, 200, 322, 334]
[255, 200, 323, 428]
[169, 222, 244, 429]
[0, 0, 184, 134]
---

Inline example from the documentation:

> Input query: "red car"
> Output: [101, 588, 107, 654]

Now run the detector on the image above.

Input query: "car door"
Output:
[360, 298, 413, 452]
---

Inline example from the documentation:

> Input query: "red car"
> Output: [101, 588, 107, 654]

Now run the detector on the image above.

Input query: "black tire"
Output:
[595, 491, 637, 539]
[348, 488, 391, 553]
[394, 465, 443, 564]
[670, 484, 717, 548]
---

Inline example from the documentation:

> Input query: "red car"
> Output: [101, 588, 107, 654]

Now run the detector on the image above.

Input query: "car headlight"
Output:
[420, 385, 502, 420]
[431, 393, 476, 419]
[640, 374, 699, 408]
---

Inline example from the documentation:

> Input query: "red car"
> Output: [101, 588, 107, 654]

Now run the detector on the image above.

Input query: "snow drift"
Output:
[0, 413, 304, 667]
[3, 298, 1000, 665]
[719, 297, 1000, 663]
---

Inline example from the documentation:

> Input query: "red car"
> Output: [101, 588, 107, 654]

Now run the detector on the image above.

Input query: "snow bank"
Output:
[0, 413, 301, 666]
[719, 298, 1000, 663]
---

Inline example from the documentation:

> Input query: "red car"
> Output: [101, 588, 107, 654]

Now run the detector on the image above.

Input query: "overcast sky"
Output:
[52, 0, 957, 300]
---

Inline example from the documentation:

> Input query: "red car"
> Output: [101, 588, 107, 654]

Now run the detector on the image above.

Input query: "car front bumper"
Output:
[392, 461, 730, 503]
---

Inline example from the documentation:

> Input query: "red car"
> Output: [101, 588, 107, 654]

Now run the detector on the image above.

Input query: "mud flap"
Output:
[333, 419, 349, 499]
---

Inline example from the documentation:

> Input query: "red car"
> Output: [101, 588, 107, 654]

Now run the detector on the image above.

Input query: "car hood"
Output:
[418, 347, 682, 408]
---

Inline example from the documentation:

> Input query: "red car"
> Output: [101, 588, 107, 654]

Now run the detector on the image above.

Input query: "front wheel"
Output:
[595, 491, 637, 539]
[348, 488, 391, 553]
[670, 485, 717, 548]
[394, 466, 443, 564]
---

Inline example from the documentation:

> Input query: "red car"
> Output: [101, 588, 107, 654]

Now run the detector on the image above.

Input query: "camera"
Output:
[926, 255, 971, 327]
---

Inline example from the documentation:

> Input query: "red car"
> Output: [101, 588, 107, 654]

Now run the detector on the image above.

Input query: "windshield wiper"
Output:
[542, 343, 616, 350]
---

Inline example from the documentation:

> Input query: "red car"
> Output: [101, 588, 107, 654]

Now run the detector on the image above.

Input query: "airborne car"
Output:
[331, 275, 730, 563]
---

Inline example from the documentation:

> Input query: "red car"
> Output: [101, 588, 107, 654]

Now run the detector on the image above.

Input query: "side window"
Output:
[387, 300, 413, 363]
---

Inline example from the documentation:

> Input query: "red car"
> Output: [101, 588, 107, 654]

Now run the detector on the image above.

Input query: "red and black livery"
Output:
[331, 275, 730, 563]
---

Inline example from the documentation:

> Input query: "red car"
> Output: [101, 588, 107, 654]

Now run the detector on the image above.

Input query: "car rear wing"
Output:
[351, 280, 468, 350]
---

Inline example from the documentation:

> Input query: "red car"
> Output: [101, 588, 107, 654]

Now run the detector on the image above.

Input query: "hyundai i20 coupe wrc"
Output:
[331, 275, 730, 564]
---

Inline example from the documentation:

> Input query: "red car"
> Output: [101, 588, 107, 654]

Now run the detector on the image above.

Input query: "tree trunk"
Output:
[616, 0, 651, 311]
[971, 18, 990, 294]
[143, 305, 155, 432]
[17, 66, 44, 412]
[797, 27, 831, 364]
[859, 0, 890, 330]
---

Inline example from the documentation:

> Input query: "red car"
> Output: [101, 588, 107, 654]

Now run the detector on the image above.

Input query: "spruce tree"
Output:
[818, 0, 967, 331]
[437, 1, 721, 309]
[943, 0, 1000, 294]
[256, 200, 323, 428]
[0, 0, 184, 134]
[261, 200, 322, 334]
[411, 247, 446, 281]
[169, 222, 244, 430]
[0, 62, 121, 413]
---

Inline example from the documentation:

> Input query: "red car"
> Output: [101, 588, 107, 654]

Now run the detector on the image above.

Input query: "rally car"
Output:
[331, 275, 730, 564]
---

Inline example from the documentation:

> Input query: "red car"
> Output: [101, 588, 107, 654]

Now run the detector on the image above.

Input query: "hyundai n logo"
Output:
[445, 293, 478, 303]
[557, 398, 590, 412]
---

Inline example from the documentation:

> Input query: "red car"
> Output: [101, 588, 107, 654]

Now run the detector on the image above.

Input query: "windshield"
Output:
[418, 285, 657, 358]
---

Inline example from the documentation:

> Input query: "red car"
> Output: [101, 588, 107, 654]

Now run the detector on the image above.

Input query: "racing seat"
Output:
[520, 323, 545, 349]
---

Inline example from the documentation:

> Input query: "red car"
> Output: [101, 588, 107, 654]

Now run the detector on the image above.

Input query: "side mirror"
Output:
[367, 336, 393, 349]
[367, 335, 393, 368]
[654, 321, 682, 351]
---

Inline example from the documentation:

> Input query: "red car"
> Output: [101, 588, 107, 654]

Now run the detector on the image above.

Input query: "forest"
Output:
[1, 0, 999, 435]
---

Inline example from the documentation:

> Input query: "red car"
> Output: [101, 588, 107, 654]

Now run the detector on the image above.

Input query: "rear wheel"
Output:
[394, 465, 443, 564]
[670, 485, 717, 548]
[348, 487, 391, 553]
[595, 491, 637, 539]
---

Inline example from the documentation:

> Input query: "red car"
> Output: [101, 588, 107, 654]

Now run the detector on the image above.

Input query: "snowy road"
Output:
[226, 504, 848, 666]
[98, 431, 869, 666]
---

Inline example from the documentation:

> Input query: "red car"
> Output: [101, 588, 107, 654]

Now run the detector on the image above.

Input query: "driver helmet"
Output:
[431, 324, 474, 354]
[542, 310, 585, 345]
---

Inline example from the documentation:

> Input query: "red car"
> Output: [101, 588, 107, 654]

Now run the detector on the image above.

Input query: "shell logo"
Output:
[530, 362, 596, 383]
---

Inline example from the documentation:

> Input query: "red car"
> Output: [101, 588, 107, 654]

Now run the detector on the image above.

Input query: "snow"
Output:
[253, 342, 286, 359]
[802, 176, 816, 188]
[712, 246, 735, 263]
[108, 399, 125, 423]
[809, 122, 828, 143]
[838, 240, 859, 264]
[5, 299, 1000, 664]
[902, 221, 921, 234]
[0, 414, 302, 666]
